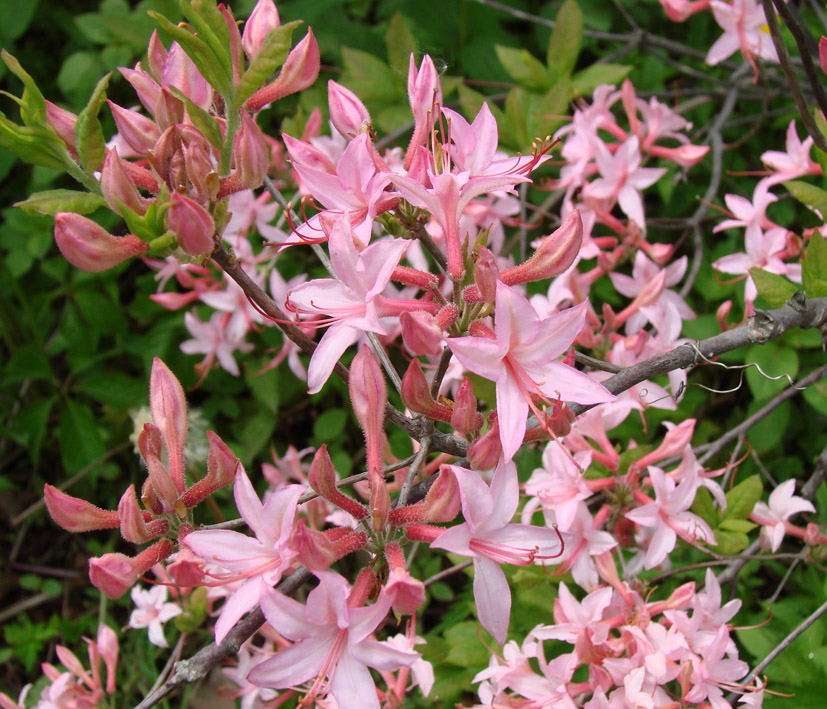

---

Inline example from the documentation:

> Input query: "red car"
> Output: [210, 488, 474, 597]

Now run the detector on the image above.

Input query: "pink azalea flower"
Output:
[248, 571, 419, 709]
[706, 0, 778, 71]
[750, 479, 815, 552]
[448, 281, 614, 461]
[760, 121, 820, 186]
[431, 461, 565, 644]
[128, 585, 182, 648]
[625, 464, 716, 568]
[183, 467, 303, 643]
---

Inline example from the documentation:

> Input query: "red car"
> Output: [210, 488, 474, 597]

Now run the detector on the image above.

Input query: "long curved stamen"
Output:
[300, 629, 348, 706]
[199, 555, 283, 587]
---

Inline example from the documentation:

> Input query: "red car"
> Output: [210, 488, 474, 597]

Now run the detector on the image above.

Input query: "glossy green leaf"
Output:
[723, 475, 763, 521]
[745, 342, 799, 400]
[0, 115, 67, 170]
[572, 63, 631, 96]
[15, 189, 106, 216]
[1, 49, 47, 125]
[58, 400, 106, 473]
[385, 12, 417, 91]
[168, 86, 223, 149]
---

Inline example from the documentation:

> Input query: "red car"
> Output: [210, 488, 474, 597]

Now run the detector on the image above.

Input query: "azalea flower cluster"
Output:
[4, 0, 823, 706]
[473, 570, 764, 708]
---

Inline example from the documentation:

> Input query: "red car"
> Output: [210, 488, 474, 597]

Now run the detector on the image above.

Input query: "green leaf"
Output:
[6, 396, 55, 465]
[340, 47, 395, 102]
[803, 232, 827, 296]
[546, 0, 583, 82]
[529, 78, 570, 141]
[504, 88, 529, 151]
[0, 115, 67, 170]
[784, 179, 827, 215]
[804, 376, 827, 416]
[15, 189, 106, 216]
[0, 0, 39, 42]
[572, 63, 631, 96]
[718, 518, 757, 533]
[168, 86, 223, 149]
[148, 11, 233, 96]
[723, 474, 763, 522]
[691, 485, 718, 528]
[1, 49, 47, 125]
[76, 371, 145, 409]
[713, 529, 750, 554]
[444, 621, 490, 667]
[746, 399, 791, 454]
[385, 13, 417, 91]
[745, 342, 799, 400]
[234, 22, 300, 109]
[495, 45, 551, 90]
[749, 266, 799, 307]
[4, 344, 53, 384]
[58, 400, 106, 473]
[74, 72, 111, 174]
[458, 84, 506, 127]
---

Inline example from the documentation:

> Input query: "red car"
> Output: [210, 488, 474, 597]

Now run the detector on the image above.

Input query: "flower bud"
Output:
[821, 36, 827, 75]
[399, 312, 443, 356]
[405, 54, 442, 169]
[118, 485, 168, 544]
[328, 80, 371, 139]
[162, 42, 212, 110]
[247, 29, 320, 112]
[468, 413, 502, 471]
[45, 101, 78, 156]
[167, 192, 215, 255]
[180, 432, 240, 508]
[146, 30, 168, 82]
[43, 484, 120, 532]
[89, 539, 173, 599]
[107, 100, 160, 157]
[166, 549, 205, 588]
[501, 210, 582, 286]
[101, 149, 148, 217]
[401, 358, 453, 422]
[154, 87, 185, 131]
[242, 0, 280, 61]
[54, 213, 148, 272]
[385, 542, 426, 615]
[309, 445, 369, 519]
[647, 143, 709, 168]
[119, 65, 162, 117]
[451, 377, 482, 436]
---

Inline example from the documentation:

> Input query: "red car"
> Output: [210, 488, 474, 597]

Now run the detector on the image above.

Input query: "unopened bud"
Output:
[43, 484, 120, 532]
[167, 192, 215, 255]
[385, 542, 426, 615]
[242, 0, 281, 61]
[501, 210, 582, 286]
[451, 377, 482, 436]
[647, 144, 709, 168]
[101, 149, 148, 216]
[247, 29, 320, 112]
[146, 31, 168, 82]
[118, 485, 168, 544]
[821, 36, 827, 75]
[179, 432, 239, 508]
[400, 312, 443, 356]
[470, 246, 499, 300]
[45, 101, 78, 156]
[328, 80, 371, 139]
[54, 213, 148, 272]
[401, 358, 452, 422]
[107, 101, 160, 156]
[89, 539, 173, 599]
[308, 445, 369, 519]
[467, 413, 503, 471]
[162, 42, 212, 110]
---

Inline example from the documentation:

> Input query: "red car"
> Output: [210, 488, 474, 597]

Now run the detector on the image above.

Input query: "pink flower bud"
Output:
[179, 432, 239, 508]
[146, 31, 168, 82]
[501, 210, 583, 286]
[716, 299, 733, 331]
[149, 357, 188, 493]
[647, 143, 710, 167]
[385, 542, 426, 615]
[621, 79, 641, 139]
[246, 29, 320, 112]
[118, 66, 162, 118]
[117, 485, 168, 544]
[101, 149, 148, 216]
[350, 346, 389, 531]
[328, 80, 371, 138]
[89, 539, 173, 599]
[468, 413, 503, 471]
[162, 42, 212, 110]
[107, 101, 160, 156]
[389, 465, 460, 526]
[649, 581, 695, 614]
[404, 523, 445, 544]
[166, 549, 205, 588]
[405, 54, 442, 168]
[634, 419, 696, 470]
[96, 623, 119, 693]
[138, 423, 181, 516]
[45, 101, 78, 156]
[242, 0, 280, 61]
[154, 87, 185, 131]
[308, 445, 369, 519]
[401, 358, 453, 422]
[43, 484, 120, 532]
[54, 213, 148, 272]
[167, 192, 215, 255]
[821, 36, 827, 75]
[220, 112, 269, 197]
[451, 377, 482, 436]
[399, 312, 443, 356]
[295, 521, 368, 570]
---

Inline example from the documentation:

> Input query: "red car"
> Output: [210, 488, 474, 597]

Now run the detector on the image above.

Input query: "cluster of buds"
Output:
[44, 358, 238, 598]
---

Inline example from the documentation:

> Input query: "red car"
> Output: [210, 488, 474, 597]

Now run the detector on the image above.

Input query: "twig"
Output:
[696, 363, 827, 464]
[424, 560, 473, 586]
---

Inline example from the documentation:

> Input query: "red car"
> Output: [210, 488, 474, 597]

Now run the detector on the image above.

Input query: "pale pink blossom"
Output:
[128, 585, 182, 648]
[750, 479, 815, 552]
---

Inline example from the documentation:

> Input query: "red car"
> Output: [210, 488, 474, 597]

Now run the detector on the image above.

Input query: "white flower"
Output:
[129, 585, 182, 648]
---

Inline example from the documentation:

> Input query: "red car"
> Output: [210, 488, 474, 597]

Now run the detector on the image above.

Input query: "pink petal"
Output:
[473, 556, 511, 644]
